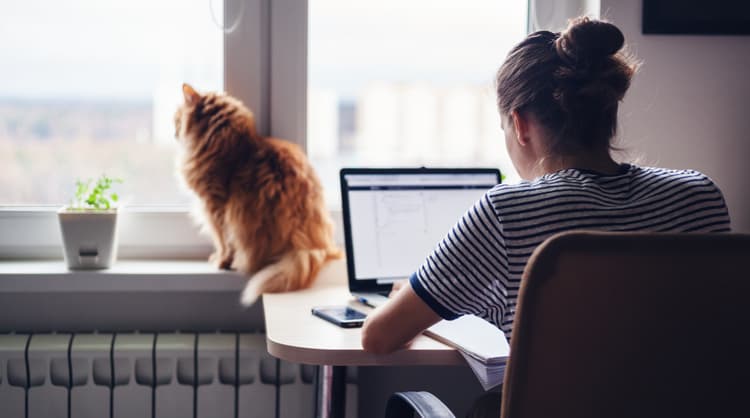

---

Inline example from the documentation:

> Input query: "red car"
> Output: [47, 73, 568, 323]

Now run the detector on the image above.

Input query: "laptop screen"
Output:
[340, 168, 501, 290]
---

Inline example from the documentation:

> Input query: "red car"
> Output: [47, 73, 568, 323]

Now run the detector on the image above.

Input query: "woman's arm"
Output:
[361, 281, 441, 354]
[362, 192, 508, 354]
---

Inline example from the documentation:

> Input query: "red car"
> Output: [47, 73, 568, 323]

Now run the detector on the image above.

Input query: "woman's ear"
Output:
[511, 110, 530, 147]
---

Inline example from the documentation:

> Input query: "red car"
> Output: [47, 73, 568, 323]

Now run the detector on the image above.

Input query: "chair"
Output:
[385, 231, 750, 418]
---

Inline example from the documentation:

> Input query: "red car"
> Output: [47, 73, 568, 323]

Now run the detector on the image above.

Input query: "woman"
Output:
[361, 17, 731, 355]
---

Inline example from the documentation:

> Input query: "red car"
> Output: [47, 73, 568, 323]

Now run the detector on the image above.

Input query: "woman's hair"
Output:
[496, 17, 638, 153]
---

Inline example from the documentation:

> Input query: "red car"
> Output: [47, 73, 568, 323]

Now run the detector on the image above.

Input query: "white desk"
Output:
[263, 260, 462, 418]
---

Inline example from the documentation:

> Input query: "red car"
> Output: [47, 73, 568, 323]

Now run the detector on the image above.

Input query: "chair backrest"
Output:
[501, 231, 750, 418]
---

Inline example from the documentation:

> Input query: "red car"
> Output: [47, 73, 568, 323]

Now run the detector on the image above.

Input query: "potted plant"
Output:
[58, 175, 122, 269]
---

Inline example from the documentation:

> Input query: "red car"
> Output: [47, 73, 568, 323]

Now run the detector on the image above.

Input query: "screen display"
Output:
[344, 173, 498, 281]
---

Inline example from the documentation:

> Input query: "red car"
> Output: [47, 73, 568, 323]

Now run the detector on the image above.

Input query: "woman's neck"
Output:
[539, 150, 621, 177]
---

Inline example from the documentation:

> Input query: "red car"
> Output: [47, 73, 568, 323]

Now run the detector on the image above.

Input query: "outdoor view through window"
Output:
[308, 0, 526, 206]
[2, 1, 526, 207]
[0, 1, 223, 205]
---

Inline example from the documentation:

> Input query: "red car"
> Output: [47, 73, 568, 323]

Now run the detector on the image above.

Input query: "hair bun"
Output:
[556, 17, 625, 64]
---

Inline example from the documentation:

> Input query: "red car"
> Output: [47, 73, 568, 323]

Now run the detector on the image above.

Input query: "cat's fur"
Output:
[174, 83, 342, 306]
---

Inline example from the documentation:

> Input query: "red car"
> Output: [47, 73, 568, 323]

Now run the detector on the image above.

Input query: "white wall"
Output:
[602, 0, 750, 232]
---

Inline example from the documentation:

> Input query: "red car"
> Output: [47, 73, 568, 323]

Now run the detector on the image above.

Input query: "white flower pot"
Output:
[58, 207, 119, 269]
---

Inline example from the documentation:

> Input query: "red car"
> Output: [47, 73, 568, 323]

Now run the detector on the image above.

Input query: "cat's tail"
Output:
[240, 248, 339, 306]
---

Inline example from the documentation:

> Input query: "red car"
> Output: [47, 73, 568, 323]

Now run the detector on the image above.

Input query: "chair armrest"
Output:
[385, 391, 456, 418]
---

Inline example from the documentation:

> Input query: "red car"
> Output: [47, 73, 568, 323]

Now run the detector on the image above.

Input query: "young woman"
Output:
[361, 17, 731, 355]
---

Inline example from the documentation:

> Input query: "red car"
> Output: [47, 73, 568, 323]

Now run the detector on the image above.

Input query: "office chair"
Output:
[385, 231, 750, 418]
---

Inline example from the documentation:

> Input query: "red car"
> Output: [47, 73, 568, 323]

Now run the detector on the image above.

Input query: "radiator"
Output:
[0, 332, 357, 418]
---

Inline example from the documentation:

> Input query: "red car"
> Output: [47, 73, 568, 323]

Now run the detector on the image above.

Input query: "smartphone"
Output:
[311, 306, 367, 328]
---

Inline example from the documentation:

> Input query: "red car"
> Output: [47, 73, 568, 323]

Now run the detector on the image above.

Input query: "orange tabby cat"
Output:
[174, 83, 342, 306]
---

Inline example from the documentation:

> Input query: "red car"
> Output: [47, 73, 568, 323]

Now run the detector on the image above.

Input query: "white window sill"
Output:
[0, 260, 246, 293]
[0, 259, 346, 332]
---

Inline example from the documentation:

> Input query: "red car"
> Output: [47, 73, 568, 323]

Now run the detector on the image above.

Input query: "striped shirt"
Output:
[410, 164, 731, 339]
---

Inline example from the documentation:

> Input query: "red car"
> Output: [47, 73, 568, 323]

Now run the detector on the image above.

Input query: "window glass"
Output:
[0, 0, 223, 205]
[308, 0, 527, 207]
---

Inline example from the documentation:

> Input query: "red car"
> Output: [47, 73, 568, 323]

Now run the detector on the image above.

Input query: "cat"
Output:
[174, 83, 342, 306]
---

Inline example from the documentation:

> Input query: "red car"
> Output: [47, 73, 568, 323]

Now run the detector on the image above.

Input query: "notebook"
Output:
[426, 315, 509, 390]
[339, 167, 501, 307]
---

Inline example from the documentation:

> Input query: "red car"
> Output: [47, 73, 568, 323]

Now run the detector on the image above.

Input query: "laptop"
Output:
[340, 167, 502, 307]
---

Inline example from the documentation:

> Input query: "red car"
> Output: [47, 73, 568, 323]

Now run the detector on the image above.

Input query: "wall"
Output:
[602, 0, 750, 232]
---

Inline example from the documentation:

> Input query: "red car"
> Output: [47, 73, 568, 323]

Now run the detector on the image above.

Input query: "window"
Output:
[0, 0, 261, 258]
[0, 0, 529, 257]
[308, 0, 527, 206]
[0, 0, 224, 206]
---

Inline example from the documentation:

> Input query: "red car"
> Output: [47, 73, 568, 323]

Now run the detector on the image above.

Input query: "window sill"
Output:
[0, 259, 346, 332]
[0, 260, 246, 293]
[0, 259, 266, 332]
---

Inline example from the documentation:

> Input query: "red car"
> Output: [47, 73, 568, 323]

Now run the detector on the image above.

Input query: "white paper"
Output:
[461, 351, 505, 390]
[425, 315, 509, 364]
[424, 315, 510, 390]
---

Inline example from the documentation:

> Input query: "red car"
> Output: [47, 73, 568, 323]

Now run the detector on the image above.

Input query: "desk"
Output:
[263, 260, 463, 418]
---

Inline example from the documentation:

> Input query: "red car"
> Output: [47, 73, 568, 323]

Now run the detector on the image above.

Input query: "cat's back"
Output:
[265, 137, 306, 160]
[261, 137, 315, 175]
[233, 136, 321, 197]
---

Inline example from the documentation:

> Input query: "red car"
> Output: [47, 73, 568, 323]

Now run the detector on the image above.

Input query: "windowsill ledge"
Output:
[0, 259, 346, 331]
[0, 257, 347, 294]
[0, 260, 246, 293]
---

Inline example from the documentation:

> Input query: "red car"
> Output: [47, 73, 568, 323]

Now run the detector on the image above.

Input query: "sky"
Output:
[0, 0, 527, 101]
[0, 0, 224, 100]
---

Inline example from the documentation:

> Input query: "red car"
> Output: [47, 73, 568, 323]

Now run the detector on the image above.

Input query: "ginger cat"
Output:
[174, 83, 342, 306]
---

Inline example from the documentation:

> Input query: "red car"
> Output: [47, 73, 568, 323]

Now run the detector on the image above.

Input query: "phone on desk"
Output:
[311, 306, 367, 328]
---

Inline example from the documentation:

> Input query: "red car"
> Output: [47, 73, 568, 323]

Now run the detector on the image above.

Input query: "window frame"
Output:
[1, 0, 570, 260]
[0, 0, 309, 260]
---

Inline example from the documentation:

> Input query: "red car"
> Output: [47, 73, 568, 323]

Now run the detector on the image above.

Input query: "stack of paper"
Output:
[425, 315, 509, 390]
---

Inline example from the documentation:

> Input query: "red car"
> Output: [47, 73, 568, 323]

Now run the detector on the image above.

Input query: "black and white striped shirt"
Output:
[410, 164, 731, 338]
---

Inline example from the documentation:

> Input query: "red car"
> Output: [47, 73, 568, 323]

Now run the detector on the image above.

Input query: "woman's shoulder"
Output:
[485, 164, 726, 209]
[486, 165, 613, 198]
[627, 165, 723, 191]
[483, 172, 588, 215]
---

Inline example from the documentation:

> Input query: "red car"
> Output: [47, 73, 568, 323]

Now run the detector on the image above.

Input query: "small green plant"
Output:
[71, 175, 122, 210]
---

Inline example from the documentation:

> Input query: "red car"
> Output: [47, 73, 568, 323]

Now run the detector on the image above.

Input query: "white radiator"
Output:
[0, 333, 357, 418]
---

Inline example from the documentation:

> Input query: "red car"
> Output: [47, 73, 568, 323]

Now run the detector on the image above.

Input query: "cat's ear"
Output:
[182, 83, 200, 105]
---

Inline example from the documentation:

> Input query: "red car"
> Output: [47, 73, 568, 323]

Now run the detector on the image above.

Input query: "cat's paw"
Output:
[209, 252, 234, 270]
[218, 258, 234, 270]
